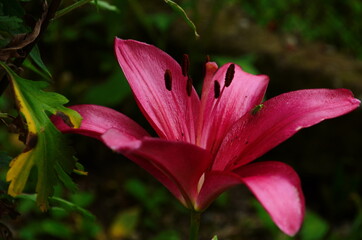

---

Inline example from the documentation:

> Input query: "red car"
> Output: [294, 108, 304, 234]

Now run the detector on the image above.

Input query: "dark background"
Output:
[0, 0, 361, 239]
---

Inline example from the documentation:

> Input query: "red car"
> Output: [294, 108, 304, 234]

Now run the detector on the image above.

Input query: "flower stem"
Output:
[190, 211, 201, 240]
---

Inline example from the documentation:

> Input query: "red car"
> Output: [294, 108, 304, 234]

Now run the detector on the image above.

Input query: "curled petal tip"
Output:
[101, 128, 142, 152]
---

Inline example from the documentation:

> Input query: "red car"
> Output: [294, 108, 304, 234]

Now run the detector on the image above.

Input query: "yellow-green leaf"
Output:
[0, 62, 82, 211]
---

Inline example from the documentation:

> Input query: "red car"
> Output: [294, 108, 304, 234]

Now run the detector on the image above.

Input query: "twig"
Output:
[0, 0, 62, 96]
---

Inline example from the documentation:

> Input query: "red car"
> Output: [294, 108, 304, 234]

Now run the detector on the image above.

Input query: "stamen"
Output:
[225, 64, 235, 87]
[214, 80, 220, 98]
[164, 69, 172, 91]
[186, 76, 193, 96]
[181, 54, 190, 77]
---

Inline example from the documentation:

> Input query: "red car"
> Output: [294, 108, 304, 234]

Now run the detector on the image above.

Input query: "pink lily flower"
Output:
[53, 39, 360, 236]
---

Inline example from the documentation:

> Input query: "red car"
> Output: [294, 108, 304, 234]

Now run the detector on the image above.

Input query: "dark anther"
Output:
[214, 80, 220, 99]
[225, 64, 235, 87]
[181, 54, 190, 77]
[164, 69, 172, 91]
[186, 76, 193, 96]
[56, 111, 74, 128]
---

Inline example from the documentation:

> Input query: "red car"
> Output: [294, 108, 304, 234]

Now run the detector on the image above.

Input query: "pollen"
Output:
[164, 69, 172, 91]
[225, 64, 235, 87]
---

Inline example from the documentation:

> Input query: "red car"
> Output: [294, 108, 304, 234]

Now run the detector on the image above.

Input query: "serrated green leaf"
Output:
[164, 0, 200, 38]
[23, 58, 51, 82]
[0, 62, 82, 211]
[29, 45, 52, 79]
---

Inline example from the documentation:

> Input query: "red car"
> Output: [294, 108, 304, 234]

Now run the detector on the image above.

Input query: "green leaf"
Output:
[150, 230, 180, 240]
[301, 210, 329, 240]
[23, 58, 51, 82]
[213, 55, 259, 75]
[211, 236, 218, 240]
[164, 0, 200, 38]
[49, 196, 95, 220]
[0, 16, 23, 33]
[109, 207, 140, 238]
[91, 0, 119, 12]
[0, 152, 12, 191]
[54, 0, 93, 20]
[29, 45, 52, 79]
[0, 62, 82, 211]
[83, 71, 130, 107]
[0, 152, 12, 169]
[16, 193, 95, 220]
[0, 0, 25, 17]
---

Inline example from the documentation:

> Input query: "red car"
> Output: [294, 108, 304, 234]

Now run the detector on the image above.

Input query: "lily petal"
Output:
[101, 130, 212, 208]
[214, 89, 360, 170]
[234, 161, 305, 236]
[199, 63, 268, 153]
[195, 171, 241, 211]
[52, 104, 149, 140]
[114, 38, 200, 143]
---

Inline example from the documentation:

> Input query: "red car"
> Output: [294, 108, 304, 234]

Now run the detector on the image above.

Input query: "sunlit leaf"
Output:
[0, 62, 82, 211]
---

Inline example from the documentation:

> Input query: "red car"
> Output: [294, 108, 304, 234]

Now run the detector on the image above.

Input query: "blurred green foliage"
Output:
[241, 0, 362, 58]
